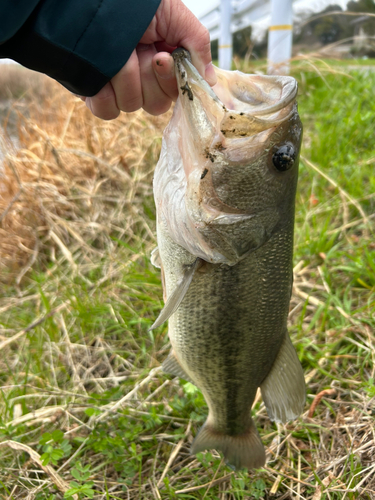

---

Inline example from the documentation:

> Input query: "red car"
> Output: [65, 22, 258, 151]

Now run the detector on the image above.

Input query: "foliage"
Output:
[64, 462, 95, 499]
[39, 430, 72, 466]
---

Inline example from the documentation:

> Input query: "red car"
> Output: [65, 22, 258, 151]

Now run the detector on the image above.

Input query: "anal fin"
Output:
[260, 332, 305, 423]
[162, 351, 195, 385]
[149, 258, 201, 330]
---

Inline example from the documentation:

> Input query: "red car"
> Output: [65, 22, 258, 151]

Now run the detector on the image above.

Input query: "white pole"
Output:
[267, 0, 293, 75]
[219, 0, 232, 70]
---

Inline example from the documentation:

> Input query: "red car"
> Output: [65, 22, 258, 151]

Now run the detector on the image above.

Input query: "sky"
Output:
[182, 0, 218, 18]
[182, 0, 349, 20]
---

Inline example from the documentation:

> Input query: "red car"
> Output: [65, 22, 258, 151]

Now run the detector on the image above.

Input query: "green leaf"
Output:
[39, 432, 52, 445]
[50, 449, 64, 461]
[40, 453, 51, 466]
[79, 471, 91, 481]
[82, 488, 95, 499]
[84, 407, 98, 417]
[71, 469, 82, 481]
[51, 430, 64, 443]
[64, 488, 80, 497]
[183, 382, 198, 395]
[61, 440, 72, 455]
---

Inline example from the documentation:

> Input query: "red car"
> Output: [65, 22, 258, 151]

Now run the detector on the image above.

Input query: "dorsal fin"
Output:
[149, 258, 201, 331]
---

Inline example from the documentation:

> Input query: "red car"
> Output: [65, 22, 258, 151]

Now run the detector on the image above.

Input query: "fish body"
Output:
[152, 49, 305, 469]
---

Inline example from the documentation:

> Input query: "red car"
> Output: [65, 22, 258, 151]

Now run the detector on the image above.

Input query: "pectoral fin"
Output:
[162, 351, 195, 384]
[149, 258, 201, 330]
[260, 332, 306, 423]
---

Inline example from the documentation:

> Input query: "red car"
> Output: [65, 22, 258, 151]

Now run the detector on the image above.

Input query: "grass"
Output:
[232, 54, 375, 75]
[0, 61, 374, 499]
[0, 64, 54, 101]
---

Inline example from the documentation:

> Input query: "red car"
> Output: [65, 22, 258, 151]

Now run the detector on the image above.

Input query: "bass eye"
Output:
[272, 144, 296, 172]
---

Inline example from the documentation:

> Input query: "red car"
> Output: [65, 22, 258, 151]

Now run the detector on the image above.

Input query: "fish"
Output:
[151, 48, 305, 470]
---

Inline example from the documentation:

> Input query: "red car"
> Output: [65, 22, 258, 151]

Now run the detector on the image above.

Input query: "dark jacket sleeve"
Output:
[0, 0, 161, 96]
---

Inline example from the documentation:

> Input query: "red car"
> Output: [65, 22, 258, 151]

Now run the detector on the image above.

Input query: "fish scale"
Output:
[152, 48, 305, 470]
[169, 223, 292, 417]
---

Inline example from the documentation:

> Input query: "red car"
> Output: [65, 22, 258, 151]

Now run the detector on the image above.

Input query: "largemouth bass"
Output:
[151, 48, 305, 470]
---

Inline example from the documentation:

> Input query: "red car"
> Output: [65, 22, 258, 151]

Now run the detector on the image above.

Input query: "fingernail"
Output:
[155, 57, 174, 80]
[205, 63, 217, 87]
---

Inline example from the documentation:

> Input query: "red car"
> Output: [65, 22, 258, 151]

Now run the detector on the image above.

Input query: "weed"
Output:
[64, 462, 95, 499]
[39, 430, 72, 466]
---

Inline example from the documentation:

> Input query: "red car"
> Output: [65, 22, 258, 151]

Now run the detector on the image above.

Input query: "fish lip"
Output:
[172, 47, 192, 64]
[230, 75, 298, 116]
[172, 48, 298, 139]
[216, 75, 298, 138]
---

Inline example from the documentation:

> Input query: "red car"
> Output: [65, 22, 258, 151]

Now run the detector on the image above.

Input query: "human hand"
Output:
[83, 0, 216, 120]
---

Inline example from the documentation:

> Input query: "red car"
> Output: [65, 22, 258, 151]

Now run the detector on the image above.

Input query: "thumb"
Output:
[155, 0, 217, 86]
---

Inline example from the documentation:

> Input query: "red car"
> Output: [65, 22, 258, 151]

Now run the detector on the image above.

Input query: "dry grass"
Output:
[0, 72, 170, 282]
[0, 65, 54, 101]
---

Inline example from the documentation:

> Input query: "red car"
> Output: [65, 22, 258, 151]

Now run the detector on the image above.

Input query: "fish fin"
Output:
[260, 332, 306, 424]
[150, 247, 161, 269]
[191, 419, 265, 470]
[149, 258, 201, 331]
[162, 351, 195, 384]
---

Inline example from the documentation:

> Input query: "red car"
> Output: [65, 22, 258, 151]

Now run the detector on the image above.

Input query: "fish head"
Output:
[154, 49, 302, 265]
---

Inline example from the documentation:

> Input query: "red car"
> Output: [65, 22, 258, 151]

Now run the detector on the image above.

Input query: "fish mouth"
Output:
[215, 70, 297, 139]
[158, 49, 301, 265]
[213, 69, 297, 117]
[172, 48, 297, 141]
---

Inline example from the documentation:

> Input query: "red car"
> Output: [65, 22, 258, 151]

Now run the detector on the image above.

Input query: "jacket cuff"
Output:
[0, 0, 161, 96]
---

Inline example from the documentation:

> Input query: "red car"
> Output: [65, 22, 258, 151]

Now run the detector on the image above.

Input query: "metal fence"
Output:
[199, 0, 296, 73]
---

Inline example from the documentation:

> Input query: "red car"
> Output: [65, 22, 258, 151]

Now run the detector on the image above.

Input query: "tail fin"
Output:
[260, 332, 305, 423]
[191, 419, 265, 470]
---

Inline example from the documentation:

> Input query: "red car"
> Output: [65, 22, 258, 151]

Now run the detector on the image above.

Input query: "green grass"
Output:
[308, 58, 375, 67]
[0, 65, 374, 499]
[232, 56, 375, 76]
